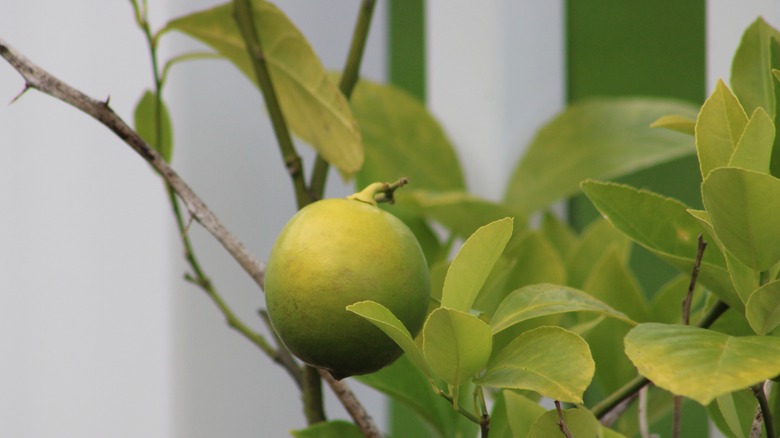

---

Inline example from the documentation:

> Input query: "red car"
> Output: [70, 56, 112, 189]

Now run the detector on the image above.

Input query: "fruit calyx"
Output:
[347, 177, 409, 206]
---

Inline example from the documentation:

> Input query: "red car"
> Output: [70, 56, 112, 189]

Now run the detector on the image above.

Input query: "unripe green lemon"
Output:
[265, 185, 430, 379]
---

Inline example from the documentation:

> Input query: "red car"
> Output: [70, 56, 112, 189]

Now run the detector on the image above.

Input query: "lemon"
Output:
[265, 184, 430, 379]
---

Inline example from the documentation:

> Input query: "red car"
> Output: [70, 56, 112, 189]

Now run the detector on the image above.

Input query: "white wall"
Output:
[0, 2, 172, 437]
[0, 1, 387, 437]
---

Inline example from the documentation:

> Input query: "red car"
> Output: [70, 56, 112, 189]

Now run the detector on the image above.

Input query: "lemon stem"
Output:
[348, 178, 409, 205]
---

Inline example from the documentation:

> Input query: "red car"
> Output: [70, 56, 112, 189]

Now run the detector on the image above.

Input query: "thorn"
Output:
[9, 84, 30, 104]
[104, 95, 111, 106]
[183, 213, 195, 236]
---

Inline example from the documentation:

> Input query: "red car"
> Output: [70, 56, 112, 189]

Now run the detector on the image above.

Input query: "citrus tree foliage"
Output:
[7, 0, 780, 436]
[148, 7, 780, 438]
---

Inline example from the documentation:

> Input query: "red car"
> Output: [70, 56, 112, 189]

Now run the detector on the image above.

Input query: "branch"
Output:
[674, 235, 708, 438]
[750, 382, 775, 438]
[319, 369, 383, 438]
[309, 0, 377, 200]
[232, 0, 309, 209]
[555, 401, 574, 438]
[0, 38, 267, 290]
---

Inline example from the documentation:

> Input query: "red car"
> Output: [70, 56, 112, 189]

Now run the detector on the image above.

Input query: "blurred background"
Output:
[0, 1, 778, 437]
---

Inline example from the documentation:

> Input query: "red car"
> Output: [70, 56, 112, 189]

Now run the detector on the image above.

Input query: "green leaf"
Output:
[349, 79, 465, 191]
[504, 97, 699, 213]
[165, 1, 363, 176]
[441, 218, 513, 312]
[731, 17, 780, 118]
[526, 408, 600, 438]
[702, 167, 780, 271]
[291, 420, 363, 438]
[624, 322, 780, 405]
[565, 217, 631, 289]
[650, 114, 696, 135]
[584, 319, 635, 395]
[422, 308, 492, 388]
[581, 180, 741, 309]
[134, 90, 173, 162]
[582, 246, 649, 322]
[687, 209, 758, 303]
[745, 279, 780, 335]
[346, 300, 428, 374]
[650, 274, 705, 325]
[503, 391, 546, 438]
[476, 326, 594, 403]
[728, 107, 775, 173]
[400, 190, 526, 239]
[503, 231, 567, 296]
[490, 284, 635, 334]
[695, 79, 748, 177]
[540, 211, 578, 258]
[357, 355, 454, 438]
[709, 390, 757, 438]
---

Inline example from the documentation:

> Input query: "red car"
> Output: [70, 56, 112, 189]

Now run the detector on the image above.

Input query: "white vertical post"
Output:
[427, 0, 565, 202]
[706, 0, 780, 92]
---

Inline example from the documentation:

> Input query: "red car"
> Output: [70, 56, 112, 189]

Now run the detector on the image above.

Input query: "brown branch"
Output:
[0, 38, 266, 290]
[555, 401, 574, 438]
[674, 235, 707, 438]
[319, 369, 383, 438]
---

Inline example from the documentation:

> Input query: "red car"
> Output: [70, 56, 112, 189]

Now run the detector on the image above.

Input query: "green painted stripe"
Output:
[388, 0, 426, 101]
[387, 3, 427, 436]
[566, 0, 707, 296]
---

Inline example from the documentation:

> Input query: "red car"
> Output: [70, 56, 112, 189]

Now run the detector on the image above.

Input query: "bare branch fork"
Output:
[0, 39, 267, 290]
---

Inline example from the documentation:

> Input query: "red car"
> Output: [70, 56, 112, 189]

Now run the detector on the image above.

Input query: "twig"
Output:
[555, 401, 574, 438]
[0, 38, 266, 290]
[638, 386, 650, 438]
[672, 396, 682, 438]
[433, 387, 482, 424]
[750, 382, 775, 438]
[319, 369, 383, 438]
[232, 0, 309, 209]
[673, 235, 707, 438]
[682, 235, 707, 325]
[476, 387, 490, 438]
[592, 300, 730, 420]
[309, 0, 377, 200]
[303, 366, 326, 424]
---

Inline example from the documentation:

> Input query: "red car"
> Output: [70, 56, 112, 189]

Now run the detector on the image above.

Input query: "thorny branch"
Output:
[0, 28, 384, 437]
[0, 38, 267, 290]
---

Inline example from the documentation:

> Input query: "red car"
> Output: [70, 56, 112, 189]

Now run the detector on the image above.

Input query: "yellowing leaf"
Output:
[165, 1, 363, 176]
[625, 323, 780, 405]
